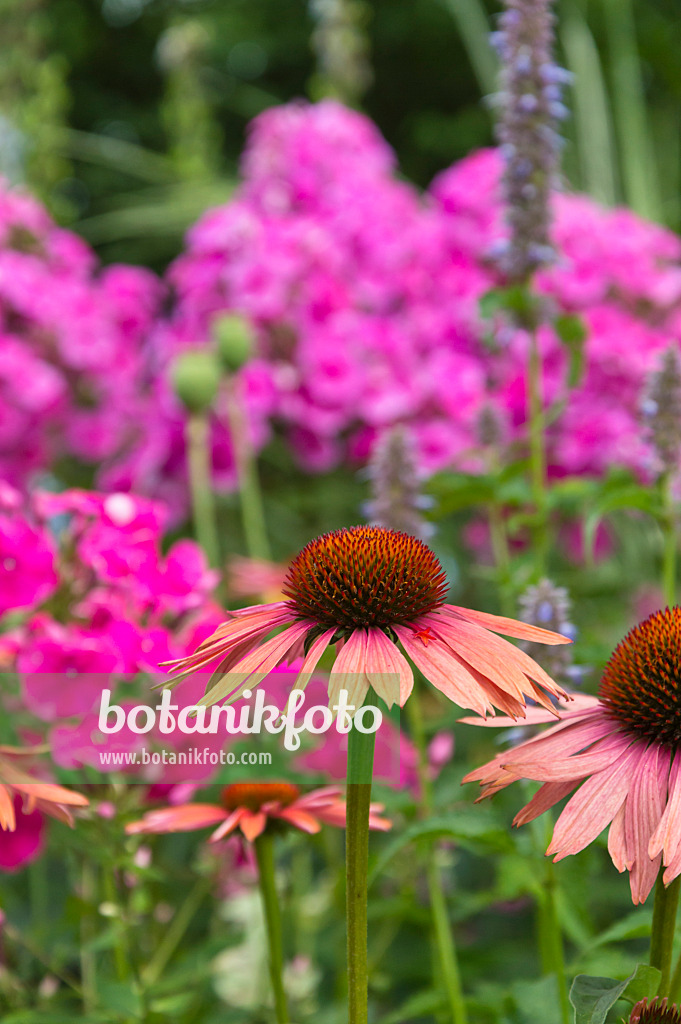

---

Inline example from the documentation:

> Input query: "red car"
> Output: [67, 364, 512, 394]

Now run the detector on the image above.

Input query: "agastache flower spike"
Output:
[641, 344, 681, 477]
[517, 577, 581, 685]
[363, 426, 434, 541]
[492, 0, 570, 280]
[165, 525, 571, 718]
[629, 998, 681, 1024]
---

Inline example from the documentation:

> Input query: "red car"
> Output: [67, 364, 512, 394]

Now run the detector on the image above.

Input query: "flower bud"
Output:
[213, 313, 255, 372]
[172, 350, 220, 413]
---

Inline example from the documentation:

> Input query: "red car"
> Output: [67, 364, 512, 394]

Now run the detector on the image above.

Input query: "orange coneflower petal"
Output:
[126, 804, 228, 834]
[504, 732, 633, 783]
[394, 626, 492, 717]
[0, 785, 16, 830]
[276, 807, 322, 834]
[425, 616, 538, 703]
[365, 628, 410, 708]
[442, 605, 572, 645]
[210, 808, 246, 842]
[240, 810, 267, 841]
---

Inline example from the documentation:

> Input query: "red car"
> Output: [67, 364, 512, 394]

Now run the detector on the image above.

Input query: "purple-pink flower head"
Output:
[465, 607, 681, 903]
[166, 525, 571, 718]
[629, 998, 681, 1024]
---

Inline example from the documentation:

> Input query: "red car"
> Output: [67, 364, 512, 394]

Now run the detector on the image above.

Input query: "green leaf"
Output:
[381, 988, 446, 1024]
[554, 314, 588, 389]
[97, 981, 144, 1019]
[368, 812, 512, 887]
[584, 485, 661, 559]
[510, 975, 563, 1024]
[569, 964, 661, 1024]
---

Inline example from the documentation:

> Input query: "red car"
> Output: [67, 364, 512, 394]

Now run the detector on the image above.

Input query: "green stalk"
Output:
[185, 413, 220, 568]
[527, 328, 548, 575]
[346, 697, 378, 1024]
[528, 802, 569, 1024]
[650, 872, 681, 996]
[80, 861, 97, 1014]
[225, 382, 271, 561]
[141, 876, 212, 987]
[254, 831, 289, 1024]
[662, 472, 677, 608]
[406, 687, 468, 1024]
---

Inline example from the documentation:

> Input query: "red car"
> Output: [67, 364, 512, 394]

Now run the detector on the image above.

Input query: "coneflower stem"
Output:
[225, 381, 271, 562]
[254, 831, 289, 1024]
[662, 472, 677, 607]
[528, 799, 569, 1024]
[650, 871, 680, 997]
[406, 685, 468, 1024]
[185, 413, 220, 568]
[346, 692, 378, 1024]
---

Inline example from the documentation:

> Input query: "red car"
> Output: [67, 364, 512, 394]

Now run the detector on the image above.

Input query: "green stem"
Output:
[527, 801, 569, 1024]
[527, 328, 548, 575]
[225, 382, 271, 561]
[668, 945, 681, 1003]
[346, 701, 378, 1024]
[141, 876, 212, 987]
[80, 861, 97, 1014]
[185, 413, 220, 568]
[102, 868, 131, 983]
[662, 472, 677, 608]
[538, 858, 570, 1024]
[650, 871, 680, 996]
[254, 831, 289, 1024]
[406, 687, 468, 1024]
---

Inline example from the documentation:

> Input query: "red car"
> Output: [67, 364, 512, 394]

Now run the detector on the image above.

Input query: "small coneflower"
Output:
[126, 782, 391, 842]
[464, 607, 681, 904]
[0, 747, 89, 831]
[629, 998, 681, 1024]
[166, 526, 571, 716]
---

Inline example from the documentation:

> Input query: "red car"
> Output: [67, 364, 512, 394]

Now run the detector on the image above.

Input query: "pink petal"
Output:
[459, 694, 599, 727]
[608, 804, 631, 872]
[328, 630, 370, 709]
[625, 743, 669, 904]
[650, 751, 681, 863]
[293, 628, 336, 690]
[441, 605, 572, 645]
[547, 743, 642, 859]
[197, 621, 310, 706]
[512, 781, 580, 826]
[504, 732, 632, 783]
[365, 628, 412, 707]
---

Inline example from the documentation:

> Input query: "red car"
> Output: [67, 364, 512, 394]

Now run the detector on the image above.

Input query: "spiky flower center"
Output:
[282, 526, 448, 630]
[629, 997, 681, 1024]
[221, 782, 300, 812]
[599, 607, 681, 749]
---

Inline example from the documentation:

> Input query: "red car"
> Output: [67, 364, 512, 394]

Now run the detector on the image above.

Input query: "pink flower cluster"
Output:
[5, 102, 681, 512]
[162, 100, 681, 485]
[0, 483, 224, 773]
[0, 183, 161, 492]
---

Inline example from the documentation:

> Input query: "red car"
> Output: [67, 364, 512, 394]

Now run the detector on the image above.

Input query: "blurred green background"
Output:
[4, 0, 680, 270]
